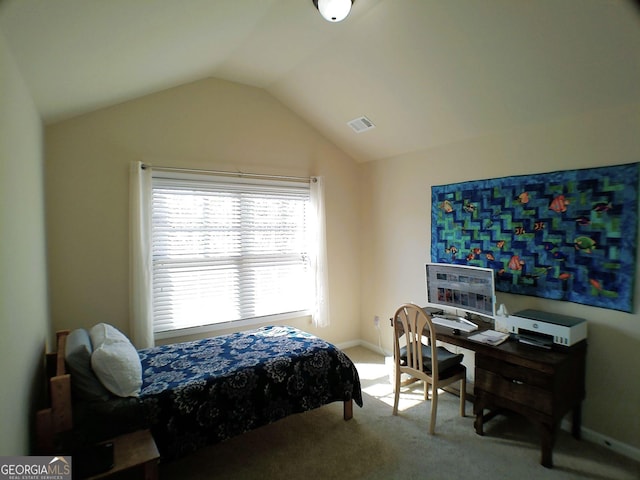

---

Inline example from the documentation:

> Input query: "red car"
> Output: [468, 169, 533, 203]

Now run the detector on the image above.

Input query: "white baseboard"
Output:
[337, 338, 391, 356]
[343, 339, 640, 463]
[561, 420, 640, 463]
[335, 339, 363, 351]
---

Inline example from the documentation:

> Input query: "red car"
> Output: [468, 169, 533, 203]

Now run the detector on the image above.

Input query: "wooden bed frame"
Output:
[36, 329, 353, 455]
[36, 330, 73, 454]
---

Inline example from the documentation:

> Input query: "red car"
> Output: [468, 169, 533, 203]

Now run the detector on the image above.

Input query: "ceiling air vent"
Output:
[347, 116, 376, 133]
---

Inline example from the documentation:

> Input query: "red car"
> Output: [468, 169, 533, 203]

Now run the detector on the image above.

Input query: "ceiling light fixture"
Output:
[313, 0, 354, 23]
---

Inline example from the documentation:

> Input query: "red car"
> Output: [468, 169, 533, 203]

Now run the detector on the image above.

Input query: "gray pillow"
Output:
[65, 328, 111, 402]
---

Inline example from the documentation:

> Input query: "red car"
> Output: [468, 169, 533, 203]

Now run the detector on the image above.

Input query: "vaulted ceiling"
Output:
[1, 0, 639, 162]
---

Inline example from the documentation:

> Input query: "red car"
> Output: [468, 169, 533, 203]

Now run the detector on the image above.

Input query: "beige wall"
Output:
[360, 104, 640, 451]
[16, 38, 640, 456]
[0, 31, 50, 455]
[44, 77, 361, 346]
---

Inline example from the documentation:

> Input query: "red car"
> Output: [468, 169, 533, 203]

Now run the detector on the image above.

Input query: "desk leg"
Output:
[473, 402, 485, 435]
[474, 414, 484, 436]
[571, 402, 582, 440]
[539, 422, 559, 469]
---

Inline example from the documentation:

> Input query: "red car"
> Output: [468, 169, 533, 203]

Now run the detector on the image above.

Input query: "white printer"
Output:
[497, 309, 587, 347]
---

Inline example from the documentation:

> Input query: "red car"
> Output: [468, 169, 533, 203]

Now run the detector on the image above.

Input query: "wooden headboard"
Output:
[36, 330, 72, 454]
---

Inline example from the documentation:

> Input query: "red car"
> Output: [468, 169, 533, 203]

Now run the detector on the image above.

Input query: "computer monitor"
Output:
[425, 262, 496, 320]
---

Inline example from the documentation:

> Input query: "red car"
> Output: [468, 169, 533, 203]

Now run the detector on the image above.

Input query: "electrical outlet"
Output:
[374, 315, 380, 327]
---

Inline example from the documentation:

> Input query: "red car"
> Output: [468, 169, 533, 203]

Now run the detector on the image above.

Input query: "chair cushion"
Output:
[400, 344, 464, 375]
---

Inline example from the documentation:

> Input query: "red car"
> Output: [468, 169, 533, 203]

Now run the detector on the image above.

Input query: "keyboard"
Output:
[431, 315, 478, 332]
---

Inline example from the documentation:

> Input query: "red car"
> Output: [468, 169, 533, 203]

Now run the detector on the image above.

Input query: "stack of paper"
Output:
[468, 330, 510, 346]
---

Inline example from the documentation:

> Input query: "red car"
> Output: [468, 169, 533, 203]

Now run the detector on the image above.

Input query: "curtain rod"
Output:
[141, 163, 315, 183]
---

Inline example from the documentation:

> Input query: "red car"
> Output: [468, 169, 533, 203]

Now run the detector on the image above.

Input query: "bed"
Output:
[37, 325, 363, 461]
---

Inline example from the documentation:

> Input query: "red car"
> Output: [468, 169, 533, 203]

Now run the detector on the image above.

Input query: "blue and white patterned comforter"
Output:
[137, 325, 363, 460]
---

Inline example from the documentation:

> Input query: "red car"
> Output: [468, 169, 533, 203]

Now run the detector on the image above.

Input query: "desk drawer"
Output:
[476, 355, 553, 390]
[475, 368, 553, 415]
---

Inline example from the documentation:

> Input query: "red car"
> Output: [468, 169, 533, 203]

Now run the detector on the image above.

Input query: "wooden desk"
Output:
[392, 318, 587, 468]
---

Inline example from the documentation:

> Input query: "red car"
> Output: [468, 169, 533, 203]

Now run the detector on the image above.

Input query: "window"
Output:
[151, 173, 313, 337]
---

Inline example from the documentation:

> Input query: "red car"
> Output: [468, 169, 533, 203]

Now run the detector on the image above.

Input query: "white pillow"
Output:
[90, 322, 131, 346]
[89, 323, 142, 398]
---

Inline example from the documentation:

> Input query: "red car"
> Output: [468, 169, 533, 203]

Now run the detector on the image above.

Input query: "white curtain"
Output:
[130, 161, 154, 348]
[310, 176, 330, 328]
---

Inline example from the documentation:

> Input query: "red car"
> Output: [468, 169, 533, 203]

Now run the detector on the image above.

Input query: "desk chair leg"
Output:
[429, 389, 438, 435]
[392, 365, 401, 416]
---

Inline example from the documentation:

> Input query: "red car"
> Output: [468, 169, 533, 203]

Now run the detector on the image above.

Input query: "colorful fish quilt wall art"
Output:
[431, 163, 639, 313]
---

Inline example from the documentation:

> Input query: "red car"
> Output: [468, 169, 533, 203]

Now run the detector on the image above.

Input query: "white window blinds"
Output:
[151, 175, 312, 334]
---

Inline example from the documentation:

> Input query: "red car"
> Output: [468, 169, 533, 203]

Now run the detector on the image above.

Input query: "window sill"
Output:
[154, 310, 312, 342]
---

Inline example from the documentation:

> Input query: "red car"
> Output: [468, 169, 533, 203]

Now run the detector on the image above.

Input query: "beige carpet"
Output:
[159, 346, 639, 480]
